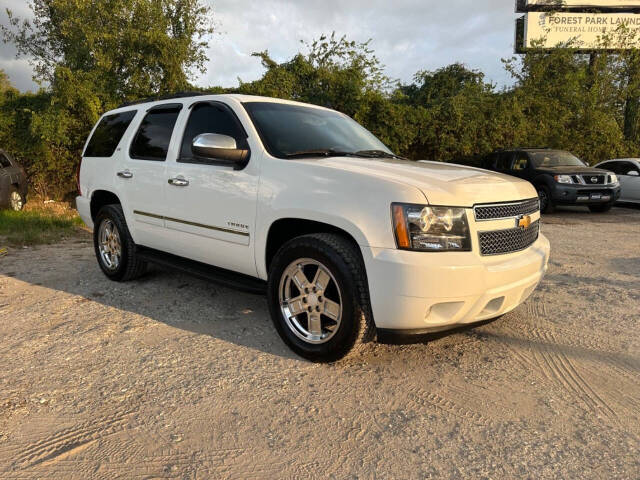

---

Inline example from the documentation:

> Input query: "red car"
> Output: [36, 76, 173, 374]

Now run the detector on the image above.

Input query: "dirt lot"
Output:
[0, 207, 639, 479]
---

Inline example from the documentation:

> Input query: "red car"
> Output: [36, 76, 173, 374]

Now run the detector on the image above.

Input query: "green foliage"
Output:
[2, 5, 640, 200]
[0, 207, 83, 246]
[0, 0, 213, 198]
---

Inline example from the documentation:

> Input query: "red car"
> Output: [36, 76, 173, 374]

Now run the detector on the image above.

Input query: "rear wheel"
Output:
[589, 204, 612, 213]
[93, 204, 147, 281]
[267, 233, 375, 362]
[537, 186, 555, 214]
[9, 187, 24, 211]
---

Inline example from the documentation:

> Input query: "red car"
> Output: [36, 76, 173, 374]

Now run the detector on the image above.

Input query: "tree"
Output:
[1, 0, 214, 198]
[2, 0, 214, 101]
[237, 33, 389, 116]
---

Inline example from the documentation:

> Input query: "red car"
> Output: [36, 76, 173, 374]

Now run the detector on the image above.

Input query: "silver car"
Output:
[594, 159, 640, 205]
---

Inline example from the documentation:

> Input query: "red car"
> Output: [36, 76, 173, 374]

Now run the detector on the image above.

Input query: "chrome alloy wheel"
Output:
[279, 258, 343, 344]
[98, 219, 122, 271]
[10, 191, 23, 211]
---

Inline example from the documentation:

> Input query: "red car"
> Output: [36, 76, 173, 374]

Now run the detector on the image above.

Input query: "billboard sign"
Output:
[521, 12, 640, 49]
[518, 1, 640, 11]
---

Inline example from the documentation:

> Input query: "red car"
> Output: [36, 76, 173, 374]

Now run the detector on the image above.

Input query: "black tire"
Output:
[93, 204, 147, 281]
[9, 186, 25, 211]
[537, 186, 555, 214]
[267, 233, 375, 362]
[589, 204, 613, 213]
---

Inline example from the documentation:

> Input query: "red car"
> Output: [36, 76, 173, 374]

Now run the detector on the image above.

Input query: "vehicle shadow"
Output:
[2, 232, 638, 367]
[476, 327, 640, 374]
[3, 242, 300, 361]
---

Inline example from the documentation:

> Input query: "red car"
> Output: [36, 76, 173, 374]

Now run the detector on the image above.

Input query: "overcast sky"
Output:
[1, 0, 519, 92]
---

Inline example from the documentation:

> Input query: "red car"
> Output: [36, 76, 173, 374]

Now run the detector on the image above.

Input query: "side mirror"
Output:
[192, 133, 249, 166]
[627, 170, 639, 176]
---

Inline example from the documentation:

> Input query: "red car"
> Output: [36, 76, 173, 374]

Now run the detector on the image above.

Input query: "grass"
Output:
[0, 201, 86, 247]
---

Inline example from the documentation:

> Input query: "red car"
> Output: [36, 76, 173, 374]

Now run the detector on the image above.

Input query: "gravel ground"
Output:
[0, 206, 638, 479]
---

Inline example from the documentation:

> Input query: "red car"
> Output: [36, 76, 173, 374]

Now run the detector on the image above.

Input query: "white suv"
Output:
[76, 94, 550, 362]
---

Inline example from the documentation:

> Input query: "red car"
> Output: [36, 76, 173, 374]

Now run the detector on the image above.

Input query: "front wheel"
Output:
[589, 204, 612, 213]
[537, 186, 555, 214]
[267, 233, 375, 362]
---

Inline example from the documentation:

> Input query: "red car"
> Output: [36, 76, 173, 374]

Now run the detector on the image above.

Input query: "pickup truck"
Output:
[76, 94, 550, 362]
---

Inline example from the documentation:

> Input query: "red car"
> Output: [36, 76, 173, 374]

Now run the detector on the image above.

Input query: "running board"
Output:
[136, 247, 267, 295]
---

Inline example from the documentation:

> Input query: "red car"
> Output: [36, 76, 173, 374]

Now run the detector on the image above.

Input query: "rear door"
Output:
[119, 103, 183, 250]
[162, 100, 259, 276]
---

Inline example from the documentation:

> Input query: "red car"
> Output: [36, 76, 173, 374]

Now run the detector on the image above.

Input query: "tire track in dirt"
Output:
[7, 408, 136, 470]
[495, 320, 625, 425]
[407, 389, 493, 427]
[536, 328, 618, 422]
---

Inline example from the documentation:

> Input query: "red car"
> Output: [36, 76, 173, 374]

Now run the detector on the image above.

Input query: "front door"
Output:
[509, 151, 532, 181]
[163, 101, 259, 277]
[617, 161, 640, 203]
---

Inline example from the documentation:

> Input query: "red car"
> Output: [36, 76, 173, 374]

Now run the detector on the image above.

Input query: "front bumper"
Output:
[550, 184, 620, 205]
[361, 234, 550, 332]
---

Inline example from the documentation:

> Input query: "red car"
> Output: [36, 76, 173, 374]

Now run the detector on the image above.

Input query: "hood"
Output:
[311, 157, 537, 206]
[535, 165, 611, 175]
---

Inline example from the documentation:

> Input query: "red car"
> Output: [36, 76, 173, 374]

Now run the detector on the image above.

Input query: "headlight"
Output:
[609, 174, 618, 184]
[392, 204, 471, 252]
[554, 175, 574, 184]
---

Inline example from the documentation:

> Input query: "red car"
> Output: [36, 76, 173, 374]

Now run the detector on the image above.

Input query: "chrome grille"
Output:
[478, 220, 540, 256]
[580, 174, 606, 185]
[474, 198, 540, 221]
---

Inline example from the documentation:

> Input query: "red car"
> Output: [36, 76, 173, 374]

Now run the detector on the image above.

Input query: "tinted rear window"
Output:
[84, 111, 137, 157]
[130, 107, 181, 161]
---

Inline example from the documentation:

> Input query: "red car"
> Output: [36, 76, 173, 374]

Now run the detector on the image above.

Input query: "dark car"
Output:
[0, 149, 27, 211]
[481, 148, 621, 213]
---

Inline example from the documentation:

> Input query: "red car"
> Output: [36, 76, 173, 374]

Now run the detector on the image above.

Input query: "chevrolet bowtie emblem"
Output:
[517, 215, 532, 229]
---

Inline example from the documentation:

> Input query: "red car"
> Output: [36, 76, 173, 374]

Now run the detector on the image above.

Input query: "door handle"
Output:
[168, 177, 189, 187]
[117, 170, 133, 179]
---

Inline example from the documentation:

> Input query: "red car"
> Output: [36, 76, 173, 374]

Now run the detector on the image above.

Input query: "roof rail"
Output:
[117, 91, 208, 108]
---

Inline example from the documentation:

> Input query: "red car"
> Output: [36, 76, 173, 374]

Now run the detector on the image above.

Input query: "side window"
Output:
[603, 161, 628, 175]
[84, 110, 137, 158]
[0, 153, 11, 168]
[483, 153, 498, 169]
[511, 152, 529, 171]
[130, 106, 182, 161]
[620, 161, 639, 175]
[496, 152, 512, 170]
[179, 102, 248, 163]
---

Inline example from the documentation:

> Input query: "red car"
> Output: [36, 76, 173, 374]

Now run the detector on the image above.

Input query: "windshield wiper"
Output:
[284, 149, 356, 159]
[354, 150, 407, 160]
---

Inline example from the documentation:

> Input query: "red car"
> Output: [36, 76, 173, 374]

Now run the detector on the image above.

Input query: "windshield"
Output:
[243, 101, 393, 159]
[530, 151, 586, 168]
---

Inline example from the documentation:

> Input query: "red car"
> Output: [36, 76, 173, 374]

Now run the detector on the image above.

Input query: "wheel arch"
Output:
[90, 190, 121, 220]
[263, 218, 364, 275]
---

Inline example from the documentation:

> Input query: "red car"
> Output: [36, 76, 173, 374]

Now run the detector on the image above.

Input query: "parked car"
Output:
[76, 94, 550, 362]
[480, 148, 620, 213]
[0, 149, 27, 211]
[593, 159, 640, 205]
